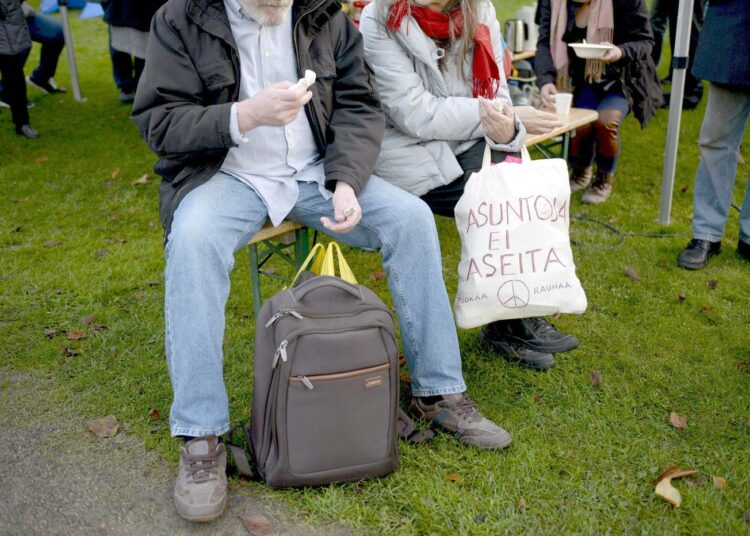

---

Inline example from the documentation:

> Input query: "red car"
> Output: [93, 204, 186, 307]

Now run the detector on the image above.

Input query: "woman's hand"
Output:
[540, 83, 557, 109]
[478, 98, 516, 145]
[600, 43, 624, 64]
[513, 105, 562, 134]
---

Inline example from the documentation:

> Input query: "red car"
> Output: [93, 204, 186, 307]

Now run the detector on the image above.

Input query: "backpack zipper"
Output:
[291, 363, 391, 390]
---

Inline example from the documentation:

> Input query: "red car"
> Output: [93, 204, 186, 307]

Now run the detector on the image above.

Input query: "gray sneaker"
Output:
[174, 436, 227, 522]
[410, 393, 512, 450]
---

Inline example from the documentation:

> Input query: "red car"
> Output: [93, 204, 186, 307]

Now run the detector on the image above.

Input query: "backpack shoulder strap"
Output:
[397, 408, 435, 444]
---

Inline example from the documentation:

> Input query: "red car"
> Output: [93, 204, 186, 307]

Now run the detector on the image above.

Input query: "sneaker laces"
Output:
[444, 394, 482, 423]
[528, 317, 555, 335]
[184, 444, 224, 484]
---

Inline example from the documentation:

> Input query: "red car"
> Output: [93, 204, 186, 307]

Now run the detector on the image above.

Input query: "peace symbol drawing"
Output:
[496, 280, 530, 308]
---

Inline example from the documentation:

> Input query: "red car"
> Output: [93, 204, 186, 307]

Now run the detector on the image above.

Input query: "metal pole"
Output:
[58, 0, 85, 102]
[658, 0, 694, 224]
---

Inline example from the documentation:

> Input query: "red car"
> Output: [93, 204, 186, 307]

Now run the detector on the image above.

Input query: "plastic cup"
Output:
[554, 92, 573, 119]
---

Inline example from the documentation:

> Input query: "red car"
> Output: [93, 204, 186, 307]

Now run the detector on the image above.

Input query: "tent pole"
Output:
[658, 0, 695, 224]
[58, 0, 85, 102]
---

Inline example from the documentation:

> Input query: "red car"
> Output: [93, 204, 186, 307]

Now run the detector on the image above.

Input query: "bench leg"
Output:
[249, 244, 262, 315]
[294, 227, 310, 267]
[562, 132, 571, 160]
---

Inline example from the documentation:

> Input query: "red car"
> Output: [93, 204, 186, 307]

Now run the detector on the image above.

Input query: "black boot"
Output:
[482, 317, 579, 354]
[677, 239, 721, 270]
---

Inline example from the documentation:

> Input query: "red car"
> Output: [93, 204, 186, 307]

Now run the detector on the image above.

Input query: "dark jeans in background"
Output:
[109, 28, 144, 94]
[0, 50, 32, 126]
[26, 12, 65, 83]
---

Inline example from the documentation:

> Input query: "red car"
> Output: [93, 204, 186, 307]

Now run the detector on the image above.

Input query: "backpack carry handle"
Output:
[290, 241, 358, 287]
[293, 276, 364, 303]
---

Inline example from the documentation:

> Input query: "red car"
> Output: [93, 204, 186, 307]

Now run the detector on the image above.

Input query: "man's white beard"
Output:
[239, 0, 293, 26]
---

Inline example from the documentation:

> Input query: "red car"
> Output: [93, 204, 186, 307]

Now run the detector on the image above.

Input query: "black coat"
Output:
[131, 0, 384, 237]
[103, 0, 166, 32]
[535, 0, 661, 127]
[0, 0, 31, 56]
[693, 0, 750, 88]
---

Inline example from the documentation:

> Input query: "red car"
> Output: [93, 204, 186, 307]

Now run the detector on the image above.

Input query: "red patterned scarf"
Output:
[387, 0, 500, 99]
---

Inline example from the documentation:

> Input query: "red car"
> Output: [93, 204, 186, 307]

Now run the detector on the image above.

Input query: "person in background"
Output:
[102, 0, 165, 103]
[360, 0, 579, 372]
[0, 0, 38, 138]
[535, 0, 660, 204]
[649, 0, 706, 110]
[23, 1, 66, 94]
[676, 0, 750, 270]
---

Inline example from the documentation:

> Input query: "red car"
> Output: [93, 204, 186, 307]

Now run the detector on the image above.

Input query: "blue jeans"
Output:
[26, 13, 64, 83]
[165, 172, 466, 437]
[692, 83, 750, 244]
[570, 83, 630, 174]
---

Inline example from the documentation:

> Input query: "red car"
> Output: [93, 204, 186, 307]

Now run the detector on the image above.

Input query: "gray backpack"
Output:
[248, 274, 401, 487]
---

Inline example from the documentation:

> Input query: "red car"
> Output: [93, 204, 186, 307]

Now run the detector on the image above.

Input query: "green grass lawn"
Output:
[1, 3, 749, 534]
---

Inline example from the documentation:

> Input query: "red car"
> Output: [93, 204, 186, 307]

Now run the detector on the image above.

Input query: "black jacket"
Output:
[693, 0, 750, 88]
[535, 0, 660, 127]
[131, 0, 384, 237]
[0, 0, 31, 56]
[103, 0, 167, 32]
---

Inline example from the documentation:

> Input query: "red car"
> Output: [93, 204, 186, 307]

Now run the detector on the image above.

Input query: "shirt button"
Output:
[264, 51, 269, 57]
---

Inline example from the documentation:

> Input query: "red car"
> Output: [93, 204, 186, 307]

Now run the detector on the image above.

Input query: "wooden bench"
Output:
[248, 221, 310, 314]
[524, 107, 599, 160]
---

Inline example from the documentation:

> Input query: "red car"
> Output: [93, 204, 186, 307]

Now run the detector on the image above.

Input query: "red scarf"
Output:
[387, 0, 500, 99]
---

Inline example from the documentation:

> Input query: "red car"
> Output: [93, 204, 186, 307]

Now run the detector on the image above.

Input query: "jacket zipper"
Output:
[291, 362, 391, 390]
[293, 0, 329, 152]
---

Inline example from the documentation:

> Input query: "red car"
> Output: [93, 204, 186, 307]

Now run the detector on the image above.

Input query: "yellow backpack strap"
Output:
[290, 242, 326, 287]
[327, 242, 358, 285]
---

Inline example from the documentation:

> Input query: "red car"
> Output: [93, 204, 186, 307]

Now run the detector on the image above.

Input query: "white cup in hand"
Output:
[553, 92, 573, 119]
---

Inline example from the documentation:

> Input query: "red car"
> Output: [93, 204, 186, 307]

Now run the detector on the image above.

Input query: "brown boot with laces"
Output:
[581, 170, 614, 204]
[174, 436, 227, 522]
[569, 166, 593, 193]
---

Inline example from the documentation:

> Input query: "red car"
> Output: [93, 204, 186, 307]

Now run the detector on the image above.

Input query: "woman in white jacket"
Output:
[361, 0, 579, 370]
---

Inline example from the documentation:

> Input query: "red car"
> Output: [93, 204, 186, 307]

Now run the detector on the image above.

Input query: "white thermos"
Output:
[516, 5, 538, 52]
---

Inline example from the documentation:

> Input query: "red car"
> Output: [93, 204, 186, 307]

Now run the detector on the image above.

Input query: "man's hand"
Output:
[540, 82, 557, 109]
[513, 105, 562, 134]
[321, 181, 361, 234]
[478, 98, 516, 145]
[600, 43, 624, 64]
[236, 81, 312, 133]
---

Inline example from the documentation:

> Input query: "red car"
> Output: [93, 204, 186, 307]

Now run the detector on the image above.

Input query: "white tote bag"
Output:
[453, 148, 587, 329]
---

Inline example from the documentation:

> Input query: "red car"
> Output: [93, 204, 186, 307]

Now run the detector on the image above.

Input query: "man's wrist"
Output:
[236, 100, 257, 133]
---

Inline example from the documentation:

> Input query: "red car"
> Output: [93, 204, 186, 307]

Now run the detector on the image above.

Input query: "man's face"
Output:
[239, 0, 293, 26]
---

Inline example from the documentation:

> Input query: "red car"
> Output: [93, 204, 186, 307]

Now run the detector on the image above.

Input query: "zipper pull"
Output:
[300, 376, 314, 390]
[272, 339, 288, 368]
[265, 309, 303, 328]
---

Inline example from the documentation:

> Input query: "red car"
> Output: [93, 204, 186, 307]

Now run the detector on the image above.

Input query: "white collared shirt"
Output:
[221, 0, 330, 226]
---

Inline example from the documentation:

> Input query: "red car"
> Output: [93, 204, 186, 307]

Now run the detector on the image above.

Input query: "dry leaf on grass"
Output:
[82, 315, 96, 325]
[669, 412, 687, 430]
[518, 497, 527, 511]
[533, 396, 543, 405]
[148, 408, 161, 420]
[590, 370, 603, 389]
[708, 279, 718, 290]
[447, 473, 460, 482]
[624, 266, 641, 281]
[653, 466, 698, 508]
[93, 324, 108, 331]
[744, 508, 750, 522]
[699, 306, 714, 313]
[111, 168, 121, 179]
[677, 292, 687, 303]
[67, 330, 88, 341]
[44, 328, 62, 338]
[43, 240, 63, 248]
[239, 514, 274, 535]
[369, 269, 386, 282]
[87, 415, 119, 438]
[61, 347, 79, 357]
[712, 476, 727, 490]
[737, 362, 748, 372]
[654, 466, 698, 484]
[34, 156, 49, 164]
[131, 174, 149, 185]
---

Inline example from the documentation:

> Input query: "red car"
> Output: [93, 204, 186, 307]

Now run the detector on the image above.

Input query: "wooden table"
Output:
[511, 50, 536, 62]
[524, 107, 599, 160]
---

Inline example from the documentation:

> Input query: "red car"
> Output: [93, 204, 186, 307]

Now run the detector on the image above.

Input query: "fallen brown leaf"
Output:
[518, 497, 527, 511]
[82, 315, 96, 325]
[699, 306, 714, 313]
[148, 408, 161, 420]
[708, 279, 718, 290]
[145, 279, 161, 287]
[93, 324, 108, 331]
[110, 214, 122, 222]
[654, 466, 699, 485]
[713, 476, 727, 490]
[43, 240, 63, 248]
[447, 473, 460, 482]
[655, 477, 682, 508]
[624, 266, 641, 281]
[67, 330, 88, 341]
[737, 362, 748, 371]
[369, 269, 386, 282]
[111, 168, 121, 179]
[533, 395, 543, 405]
[95, 249, 110, 258]
[61, 347, 79, 357]
[131, 174, 149, 185]
[677, 292, 687, 303]
[87, 415, 119, 438]
[147, 336, 158, 345]
[744, 508, 750, 522]
[239, 514, 274, 535]
[669, 412, 687, 430]
[590, 369, 602, 389]
[44, 328, 62, 338]
[34, 156, 49, 164]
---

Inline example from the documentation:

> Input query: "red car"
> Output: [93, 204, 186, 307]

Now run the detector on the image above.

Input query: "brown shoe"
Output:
[569, 166, 593, 193]
[581, 171, 614, 204]
[174, 436, 227, 522]
[410, 393, 512, 449]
